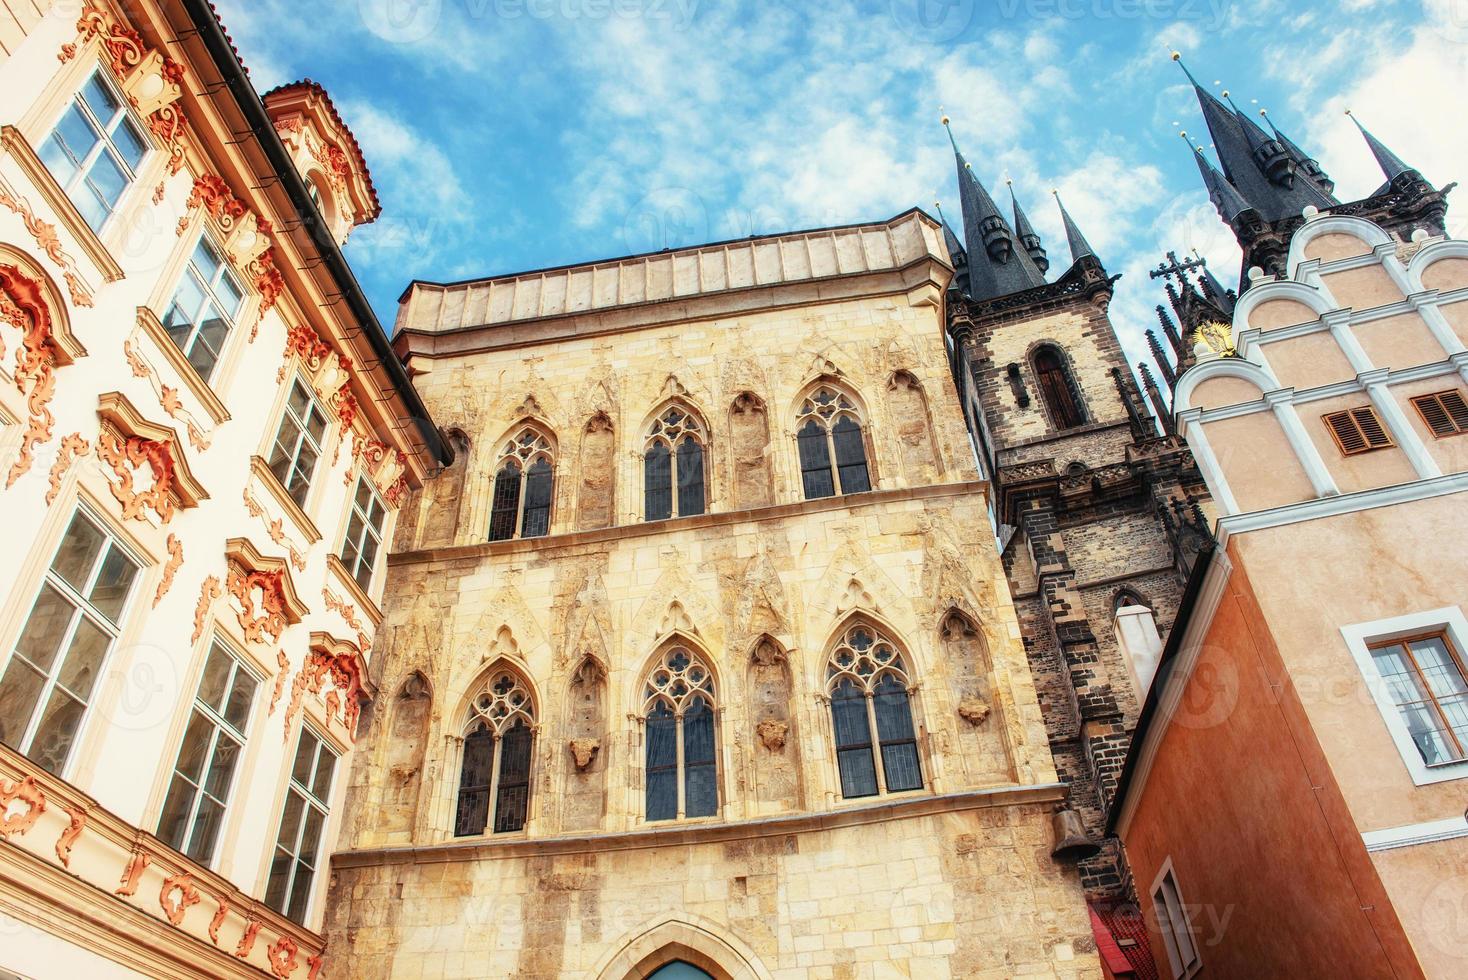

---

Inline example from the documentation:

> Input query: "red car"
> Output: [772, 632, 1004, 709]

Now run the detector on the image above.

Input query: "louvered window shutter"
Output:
[1411, 390, 1468, 437]
[1323, 407, 1393, 456]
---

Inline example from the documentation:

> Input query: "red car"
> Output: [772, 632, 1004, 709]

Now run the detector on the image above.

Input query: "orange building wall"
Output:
[1121, 546, 1421, 980]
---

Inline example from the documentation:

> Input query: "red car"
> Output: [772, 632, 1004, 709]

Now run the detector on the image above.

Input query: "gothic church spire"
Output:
[943, 116, 1047, 301]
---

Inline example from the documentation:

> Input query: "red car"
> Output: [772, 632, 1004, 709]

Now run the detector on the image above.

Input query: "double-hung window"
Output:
[266, 728, 336, 924]
[162, 237, 245, 381]
[340, 478, 386, 591]
[157, 641, 258, 864]
[0, 510, 140, 775]
[268, 378, 328, 509]
[39, 69, 148, 231]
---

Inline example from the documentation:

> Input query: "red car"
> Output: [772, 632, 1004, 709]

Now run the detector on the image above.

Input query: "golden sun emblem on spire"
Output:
[1194, 320, 1236, 357]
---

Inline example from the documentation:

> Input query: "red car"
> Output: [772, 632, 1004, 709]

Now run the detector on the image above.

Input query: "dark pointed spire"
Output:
[943, 116, 1047, 301]
[1346, 110, 1416, 182]
[1187, 134, 1254, 224]
[934, 200, 970, 296]
[1261, 109, 1333, 194]
[1173, 53, 1336, 221]
[1052, 189, 1095, 263]
[1007, 180, 1049, 274]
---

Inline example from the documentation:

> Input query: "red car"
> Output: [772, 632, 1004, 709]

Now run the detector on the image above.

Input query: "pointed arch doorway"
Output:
[647, 963, 715, 980]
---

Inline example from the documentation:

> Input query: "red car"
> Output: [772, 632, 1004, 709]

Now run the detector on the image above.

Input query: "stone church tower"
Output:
[322, 212, 1102, 977]
[939, 120, 1211, 918]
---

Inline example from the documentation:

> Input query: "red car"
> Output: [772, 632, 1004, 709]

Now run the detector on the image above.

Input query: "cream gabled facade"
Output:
[321, 212, 1101, 978]
[1111, 212, 1468, 979]
[0, 2, 445, 977]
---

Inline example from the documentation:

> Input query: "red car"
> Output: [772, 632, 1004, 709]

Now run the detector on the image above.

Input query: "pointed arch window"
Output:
[1032, 346, 1087, 430]
[454, 670, 536, 836]
[825, 623, 922, 799]
[644, 406, 706, 521]
[796, 385, 871, 500]
[642, 647, 718, 821]
[488, 426, 554, 541]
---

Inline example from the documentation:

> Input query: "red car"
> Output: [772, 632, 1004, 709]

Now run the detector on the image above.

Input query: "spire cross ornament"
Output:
[1149, 250, 1208, 283]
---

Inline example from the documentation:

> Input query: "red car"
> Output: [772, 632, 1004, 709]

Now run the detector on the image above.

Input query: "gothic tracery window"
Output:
[454, 669, 536, 836]
[1032, 345, 1087, 430]
[796, 385, 871, 500]
[644, 406, 706, 521]
[488, 425, 554, 541]
[642, 646, 718, 821]
[825, 623, 923, 799]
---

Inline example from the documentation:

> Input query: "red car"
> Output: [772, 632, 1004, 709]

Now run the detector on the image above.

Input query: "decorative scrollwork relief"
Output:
[158, 872, 201, 925]
[0, 775, 46, 838]
[1, 262, 66, 486]
[153, 533, 183, 607]
[45, 433, 89, 505]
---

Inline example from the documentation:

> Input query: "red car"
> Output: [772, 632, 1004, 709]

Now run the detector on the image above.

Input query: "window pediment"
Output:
[224, 536, 308, 645]
[95, 391, 208, 524]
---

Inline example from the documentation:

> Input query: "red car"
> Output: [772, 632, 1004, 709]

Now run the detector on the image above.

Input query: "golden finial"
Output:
[1170, 50, 1181, 61]
[1259, 107, 1268, 117]
[941, 114, 950, 125]
[1220, 89, 1229, 98]
[1344, 108, 1354, 116]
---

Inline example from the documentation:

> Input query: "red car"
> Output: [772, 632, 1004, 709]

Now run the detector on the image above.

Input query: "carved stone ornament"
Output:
[158, 872, 201, 926]
[957, 696, 991, 726]
[95, 392, 208, 524]
[115, 847, 150, 897]
[568, 738, 600, 771]
[60, 5, 188, 174]
[55, 803, 86, 867]
[208, 897, 230, 945]
[234, 918, 261, 958]
[45, 433, 90, 505]
[349, 435, 411, 507]
[1, 261, 82, 487]
[0, 775, 46, 838]
[296, 632, 371, 740]
[190, 575, 222, 644]
[756, 719, 789, 752]
[224, 538, 308, 646]
[268, 934, 300, 979]
[152, 533, 183, 607]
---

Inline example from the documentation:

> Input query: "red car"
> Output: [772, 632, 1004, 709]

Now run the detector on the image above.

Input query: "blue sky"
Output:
[214, 0, 1464, 373]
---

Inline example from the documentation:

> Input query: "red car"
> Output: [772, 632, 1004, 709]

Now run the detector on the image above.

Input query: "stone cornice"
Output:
[334, 782, 1067, 868]
[393, 210, 952, 358]
[388, 480, 989, 567]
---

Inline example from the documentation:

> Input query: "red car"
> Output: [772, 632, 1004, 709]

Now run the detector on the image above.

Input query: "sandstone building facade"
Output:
[322, 211, 1101, 978]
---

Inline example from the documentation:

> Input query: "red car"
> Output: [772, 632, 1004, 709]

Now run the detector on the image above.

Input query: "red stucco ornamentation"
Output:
[158, 872, 201, 925]
[177, 174, 249, 238]
[268, 649, 290, 715]
[0, 263, 64, 487]
[234, 918, 261, 958]
[228, 565, 292, 645]
[208, 896, 230, 945]
[191, 574, 222, 644]
[153, 533, 183, 607]
[267, 934, 300, 978]
[115, 847, 151, 897]
[55, 803, 86, 867]
[95, 430, 181, 523]
[0, 775, 46, 839]
[45, 433, 90, 505]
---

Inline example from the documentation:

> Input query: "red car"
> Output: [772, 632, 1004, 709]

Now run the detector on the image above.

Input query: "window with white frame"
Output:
[1342, 608, 1468, 785]
[268, 377, 329, 508]
[266, 727, 336, 924]
[0, 510, 140, 775]
[1153, 865, 1201, 979]
[157, 640, 258, 865]
[1367, 632, 1468, 767]
[161, 236, 245, 382]
[38, 69, 148, 231]
[340, 478, 386, 591]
